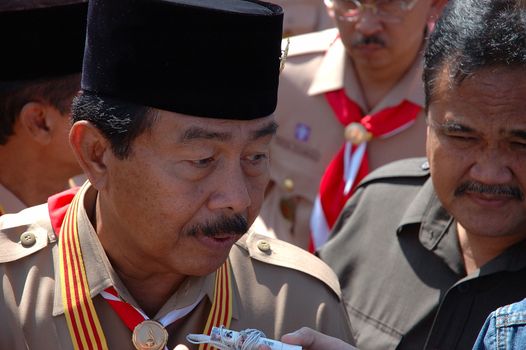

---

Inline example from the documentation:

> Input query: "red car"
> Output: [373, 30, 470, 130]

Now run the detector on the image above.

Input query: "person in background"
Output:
[0, 1, 354, 349]
[0, 0, 87, 215]
[318, 0, 526, 348]
[256, 0, 445, 250]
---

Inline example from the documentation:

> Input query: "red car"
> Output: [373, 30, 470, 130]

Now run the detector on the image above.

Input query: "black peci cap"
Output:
[82, 0, 284, 120]
[0, 1, 88, 81]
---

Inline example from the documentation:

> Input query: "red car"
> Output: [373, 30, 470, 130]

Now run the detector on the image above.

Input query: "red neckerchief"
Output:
[309, 89, 421, 252]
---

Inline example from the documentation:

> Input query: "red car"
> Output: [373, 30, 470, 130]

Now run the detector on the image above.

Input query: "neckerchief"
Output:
[309, 89, 421, 251]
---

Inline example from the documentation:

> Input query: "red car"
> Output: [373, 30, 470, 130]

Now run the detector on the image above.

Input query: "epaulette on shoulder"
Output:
[0, 204, 53, 263]
[357, 157, 430, 188]
[235, 232, 341, 298]
[285, 28, 338, 57]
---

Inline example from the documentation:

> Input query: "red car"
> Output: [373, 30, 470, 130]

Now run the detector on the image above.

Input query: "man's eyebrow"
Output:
[179, 121, 278, 143]
[509, 129, 526, 140]
[251, 121, 278, 140]
[180, 127, 232, 142]
[433, 120, 474, 133]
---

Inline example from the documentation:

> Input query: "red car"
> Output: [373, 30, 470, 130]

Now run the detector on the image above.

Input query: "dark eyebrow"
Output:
[179, 121, 278, 143]
[251, 121, 278, 140]
[510, 129, 526, 140]
[180, 127, 232, 143]
[433, 120, 474, 133]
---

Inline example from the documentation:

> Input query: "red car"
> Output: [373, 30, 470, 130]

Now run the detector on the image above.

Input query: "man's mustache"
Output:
[454, 181, 524, 200]
[351, 35, 386, 48]
[184, 214, 248, 237]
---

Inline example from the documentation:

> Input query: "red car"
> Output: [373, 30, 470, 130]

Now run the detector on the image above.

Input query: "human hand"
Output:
[280, 327, 357, 350]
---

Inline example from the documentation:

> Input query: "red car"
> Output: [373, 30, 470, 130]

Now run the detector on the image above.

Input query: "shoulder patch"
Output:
[0, 204, 53, 263]
[285, 28, 338, 57]
[235, 232, 342, 298]
[357, 157, 430, 189]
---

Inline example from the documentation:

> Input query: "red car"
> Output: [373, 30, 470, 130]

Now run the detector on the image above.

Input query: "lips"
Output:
[195, 233, 241, 251]
[465, 192, 514, 209]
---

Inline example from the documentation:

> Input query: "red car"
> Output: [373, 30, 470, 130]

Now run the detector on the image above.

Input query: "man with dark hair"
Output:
[270, 0, 526, 349]
[0, 1, 354, 349]
[314, 0, 526, 348]
[0, 1, 87, 214]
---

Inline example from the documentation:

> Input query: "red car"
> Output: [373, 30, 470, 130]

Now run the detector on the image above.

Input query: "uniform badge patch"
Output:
[294, 123, 311, 142]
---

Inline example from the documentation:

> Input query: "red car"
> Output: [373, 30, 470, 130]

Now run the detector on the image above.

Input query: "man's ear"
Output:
[18, 102, 54, 144]
[69, 121, 111, 190]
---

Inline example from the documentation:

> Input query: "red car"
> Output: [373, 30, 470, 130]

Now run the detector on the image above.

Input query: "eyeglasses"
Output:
[332, 0, 419, 23]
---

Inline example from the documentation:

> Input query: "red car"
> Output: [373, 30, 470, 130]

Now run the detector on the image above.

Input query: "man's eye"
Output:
[190, 157, 214, 168]
[511, 141, 526, 150]
[246, 153, 268, 163]
[447, 134, 475, 142]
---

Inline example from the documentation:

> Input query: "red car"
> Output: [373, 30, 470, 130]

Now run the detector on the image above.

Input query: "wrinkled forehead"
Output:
[428, 65, 526, 122]
[155, 110, 278, 141]
[429, 64, 526, 105]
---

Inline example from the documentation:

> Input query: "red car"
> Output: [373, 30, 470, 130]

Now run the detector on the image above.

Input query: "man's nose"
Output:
[469, 149, 513, 185]
[353, 9, 383, 36]
[208, 164, 252, 213]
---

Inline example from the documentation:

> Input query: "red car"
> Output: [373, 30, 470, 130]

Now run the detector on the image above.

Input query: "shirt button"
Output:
[20, 232, 36, 247]
[421, 161, 430, 171]
[257, 240, 271, 253]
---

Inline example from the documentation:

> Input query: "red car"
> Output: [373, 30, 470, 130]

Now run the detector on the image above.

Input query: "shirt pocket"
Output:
[348, 304, 403, 350]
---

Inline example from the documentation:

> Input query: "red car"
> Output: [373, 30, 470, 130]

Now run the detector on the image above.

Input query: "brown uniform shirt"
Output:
[0, 174, 86, 216]
[0, 183, 353, 349]
[256, 29, 427, 248]
[320, 158, 526, 350]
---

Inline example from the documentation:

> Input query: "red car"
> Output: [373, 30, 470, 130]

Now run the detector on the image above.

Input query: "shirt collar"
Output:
[397, 178, 526, 277]
[53, 182, 239, 321]
[307, 37, 425, 113]
[0, 182, 27, 214]
[397, 177, 454, 251]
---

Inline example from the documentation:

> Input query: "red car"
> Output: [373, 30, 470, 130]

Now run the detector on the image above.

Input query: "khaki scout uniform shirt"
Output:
[0, 183, 353, 349]
[320, 158, 526, 350]
[0, 182, 26, 215]
[0, 175, 86, 216]
[272, 0, 332, 37]
[257, 28, 427, 249]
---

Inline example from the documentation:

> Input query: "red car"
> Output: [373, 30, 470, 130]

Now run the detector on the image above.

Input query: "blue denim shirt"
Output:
[473, 298, 526, 350]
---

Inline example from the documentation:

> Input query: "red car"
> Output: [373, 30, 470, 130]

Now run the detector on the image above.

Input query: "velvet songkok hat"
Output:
[0, 1, 88, 81]
[82, 0, 284, 120]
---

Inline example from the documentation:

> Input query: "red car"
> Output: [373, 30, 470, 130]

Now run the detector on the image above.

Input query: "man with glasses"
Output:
[256, 0, 445, 251]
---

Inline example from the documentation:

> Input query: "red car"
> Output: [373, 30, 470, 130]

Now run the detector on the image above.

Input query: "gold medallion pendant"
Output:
[132, 320, 168, 350]
[344, 122, 372, 145]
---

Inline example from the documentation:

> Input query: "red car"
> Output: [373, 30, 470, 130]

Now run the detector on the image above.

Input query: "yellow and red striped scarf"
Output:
[48, 184, 233, 349]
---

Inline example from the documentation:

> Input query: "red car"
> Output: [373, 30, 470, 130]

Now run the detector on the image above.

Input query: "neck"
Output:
[457, 223, 523, 275]
[93, 195, 186, 317]
[0, 143, 72, 206]
[351, 46, 420, 111]
[115, 268, 186, 317]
